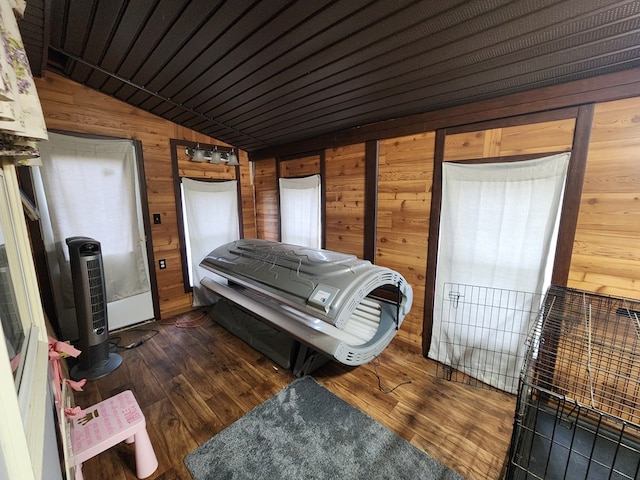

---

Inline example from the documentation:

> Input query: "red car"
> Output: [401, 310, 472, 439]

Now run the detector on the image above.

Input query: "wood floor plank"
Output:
[71, 311, 516, 480]
[79, 446, 131, 479]
[205, 389, 250, 426]
[164, 374, 225, 443]
[136, 332, 182, 384]
[145, 396, 199, 479]
[114, 348, 167, 408]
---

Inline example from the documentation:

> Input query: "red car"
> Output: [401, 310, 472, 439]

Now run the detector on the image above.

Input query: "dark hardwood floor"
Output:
[71, 310, 516, 479]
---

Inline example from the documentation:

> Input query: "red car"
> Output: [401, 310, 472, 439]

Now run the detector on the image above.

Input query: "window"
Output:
[181, 178, 240, 306]
[0, 211, 26, 385]
[0, 164, 50, 479]
[279, 174, 321, 248]
[430, 153, 570, 392]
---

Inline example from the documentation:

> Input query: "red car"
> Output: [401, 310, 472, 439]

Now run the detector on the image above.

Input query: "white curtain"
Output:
[279, 174, 321, 248]
[35, 132, 149, 307]
[430, 152, 570, 393]
[181, 178, 239, 306]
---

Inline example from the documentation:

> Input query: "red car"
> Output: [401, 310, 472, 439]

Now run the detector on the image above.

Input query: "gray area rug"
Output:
[185, 376, 463, 479]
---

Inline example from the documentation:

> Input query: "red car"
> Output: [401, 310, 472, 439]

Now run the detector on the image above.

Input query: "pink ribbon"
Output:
[48, 337, 87, 417]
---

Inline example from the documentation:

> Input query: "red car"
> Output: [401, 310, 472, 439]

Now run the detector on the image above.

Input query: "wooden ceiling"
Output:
[18, 0, 640, 154]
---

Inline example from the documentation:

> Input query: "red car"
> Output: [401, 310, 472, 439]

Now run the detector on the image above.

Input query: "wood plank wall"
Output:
[255, 146, 367, 258]
[377, 133, 434, 348]
[443, 119, 575, 160]
[252, 99, 640, 352]
[570, 97, 640, 298]
[278, 155, 320, 178]
[34, 72, 255, 319]
[325, 144, 365, 257]
[253, 158, 278, 241]
[256, 154, 326, 243]
[33, 70, 640, 354]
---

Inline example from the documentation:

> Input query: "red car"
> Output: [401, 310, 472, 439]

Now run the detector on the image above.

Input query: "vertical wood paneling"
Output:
[254, 158, 278, 241]
[238, 150, 257, 238]
[444, 119, 575, 161]
[279, 156, 320, 178]
[499, 119, 575, 155]
[378, 132, 435, 348]
[482, 128, 502, 158]
[324, 144, 365, 257]
[443, 130, 484, 161]
[35, 70, 640, 363]
[569, 98, 640, 298]
[34, 72, 255, 318]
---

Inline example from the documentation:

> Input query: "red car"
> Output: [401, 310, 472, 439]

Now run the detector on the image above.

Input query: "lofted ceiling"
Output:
[17, 0, 640, 154]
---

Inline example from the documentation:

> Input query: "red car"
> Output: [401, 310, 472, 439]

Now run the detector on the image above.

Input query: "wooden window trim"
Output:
[275, 151, 326, 248]
[170, 139, 243, 294]
[421, 106, 593, 357]
[23, 130, 159, 328]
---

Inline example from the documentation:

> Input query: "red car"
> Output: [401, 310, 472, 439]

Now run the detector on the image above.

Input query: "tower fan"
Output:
[66, 236, 121, 381]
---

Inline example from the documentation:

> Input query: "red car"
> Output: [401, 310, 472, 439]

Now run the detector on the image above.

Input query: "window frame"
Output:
[170, 139, 244, 294]
[0, 161, 50, 480]
[278, 174, 322, 248]
[275, 151, 326, 248]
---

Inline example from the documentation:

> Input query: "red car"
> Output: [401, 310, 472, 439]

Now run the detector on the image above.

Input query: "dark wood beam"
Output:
[422, 128, 446, 357]
[551, 104, 595, 285]
[363, 140, 379, 263]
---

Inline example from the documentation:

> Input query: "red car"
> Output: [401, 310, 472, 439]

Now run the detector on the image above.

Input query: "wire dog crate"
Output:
[508, 285, 640, 479]
[436, 283, 544, 394]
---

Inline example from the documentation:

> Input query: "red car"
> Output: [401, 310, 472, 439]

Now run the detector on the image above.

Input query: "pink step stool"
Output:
[68, 390, 158, 479]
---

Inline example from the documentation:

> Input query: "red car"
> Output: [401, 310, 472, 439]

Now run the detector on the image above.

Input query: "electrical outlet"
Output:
[159, 259, 166, 269]
[153, 213, 161, 224]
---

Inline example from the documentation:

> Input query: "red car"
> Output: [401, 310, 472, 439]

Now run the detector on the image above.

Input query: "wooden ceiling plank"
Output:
[196, 0, 534, 122]
[190, 0, 458, 121]
[75, 0, 126, 85]
[216, 0, 632, 128]
[33, 0, 640, 152]
[61, 0, 96, 77]
[142, 1, 262, 98]
[245, 56, 640, 148]
[84, 0, 157, 91]
[238, 33, 640, 139]
[139, 96, 166, 113]
[113, 0, 191, 100]
[170, 0, 377, 107]
[122, 0, 225, 95]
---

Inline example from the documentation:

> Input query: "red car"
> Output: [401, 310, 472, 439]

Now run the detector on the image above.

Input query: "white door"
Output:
[34, 132, 154, 340]
[430, 152, 570, 393]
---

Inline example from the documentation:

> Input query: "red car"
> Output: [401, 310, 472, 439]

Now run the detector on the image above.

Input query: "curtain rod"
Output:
[47, 45, 267, 147]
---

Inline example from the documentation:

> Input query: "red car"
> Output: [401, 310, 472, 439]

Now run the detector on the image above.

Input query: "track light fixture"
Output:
[185, 144, 239, 165]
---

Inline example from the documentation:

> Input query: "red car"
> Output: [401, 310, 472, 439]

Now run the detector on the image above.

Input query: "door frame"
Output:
[422, 105, 594, 356]
[23, 130, 159, 337]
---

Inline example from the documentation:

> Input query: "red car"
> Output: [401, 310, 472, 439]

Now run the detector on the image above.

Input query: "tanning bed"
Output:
[199, 239, 413, 366]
